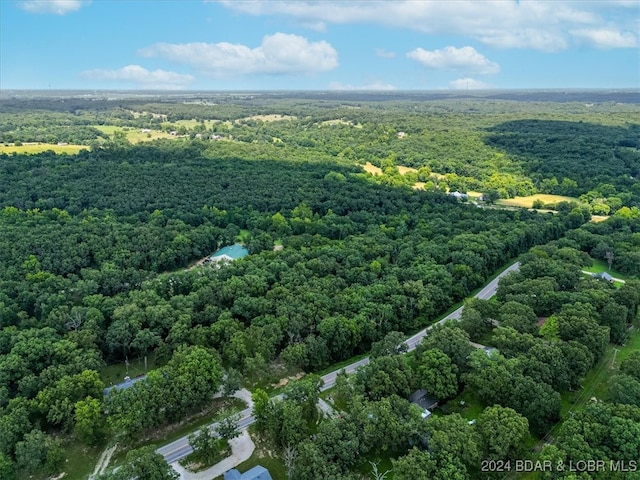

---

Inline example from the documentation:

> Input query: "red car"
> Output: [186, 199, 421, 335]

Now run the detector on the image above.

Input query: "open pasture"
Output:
[0, 143, 89, 154]
[497, 194, 580, 208]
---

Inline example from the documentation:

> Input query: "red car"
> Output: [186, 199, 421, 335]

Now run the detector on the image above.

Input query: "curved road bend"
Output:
[158, 261, 521, 463]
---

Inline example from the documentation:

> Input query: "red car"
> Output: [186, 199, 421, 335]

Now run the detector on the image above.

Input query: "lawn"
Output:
[582, 259, 632, 281]
[0, 143, 89, 154]
[497, 194, 580, 208]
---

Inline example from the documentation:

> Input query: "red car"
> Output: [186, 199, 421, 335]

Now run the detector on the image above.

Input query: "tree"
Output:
[607, 374, 640, 407]
[357, 354, 415, 401]
[370, 331, 408, 359]
[620, 352, 640, 382]
[416, 349, 459, 400]
[426, 413, 481, 467]
[188, 427, 222, 465]
[459, 307, 491, 342]
[284, 374, 323, 422]
[220, 368, 243, 397]
[476, 405, 529, 460]
[0, 452, 15, 480]
[394, 449, 469, 480]
[99, 445, 178, 480]
[419, 323, 473, 371]
[15, 429, 63, 475]
[216, 411, 241, 441]
[74, 396, 108, 446]
[252, 388, 272, 433]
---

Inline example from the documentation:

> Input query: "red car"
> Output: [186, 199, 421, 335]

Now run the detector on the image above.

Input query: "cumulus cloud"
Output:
[407, 46, 499, 74]
[449, 78, 491, 90]
[138, 33, 338, 77]
[19, 0, 89, 15]
[81, 65, 194, 89]
[375, 48, 396, 58]
[570, 28, 638, 48]
[214, 0, 638, 52]
[329, 81, 396, 91]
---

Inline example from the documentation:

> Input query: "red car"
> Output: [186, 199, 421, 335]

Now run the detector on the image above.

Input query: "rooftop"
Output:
[211, 244, 249, 260]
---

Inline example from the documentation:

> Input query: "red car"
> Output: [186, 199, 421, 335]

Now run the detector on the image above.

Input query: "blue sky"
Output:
[1, 0, 639, 90]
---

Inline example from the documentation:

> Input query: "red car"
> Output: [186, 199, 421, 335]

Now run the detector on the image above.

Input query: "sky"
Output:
[1, 0, 639, 91]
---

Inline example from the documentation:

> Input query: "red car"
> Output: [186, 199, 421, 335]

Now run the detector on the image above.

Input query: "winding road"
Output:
[157, 261, 521, 464]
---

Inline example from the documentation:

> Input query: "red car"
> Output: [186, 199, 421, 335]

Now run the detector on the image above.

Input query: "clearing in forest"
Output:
[0, 143, 89, 154]
[93, 125, 177, 143]
[497, 194, 580, 208]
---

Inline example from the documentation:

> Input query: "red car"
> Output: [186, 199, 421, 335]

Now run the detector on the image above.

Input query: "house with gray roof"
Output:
[224, 465, 272, 480]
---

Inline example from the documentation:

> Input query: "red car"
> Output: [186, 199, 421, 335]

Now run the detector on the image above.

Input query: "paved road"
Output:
[158, 261, 520, 464]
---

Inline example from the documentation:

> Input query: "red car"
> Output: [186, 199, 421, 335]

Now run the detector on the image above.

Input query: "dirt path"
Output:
[89, 442, 118, 479]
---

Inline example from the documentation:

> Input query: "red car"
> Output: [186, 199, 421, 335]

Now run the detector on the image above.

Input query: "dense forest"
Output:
[0, 91, 638, 480]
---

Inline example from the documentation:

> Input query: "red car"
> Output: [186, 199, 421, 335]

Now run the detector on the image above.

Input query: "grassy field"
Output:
[93, 125, 176, 143]
[0, 143, 89, 154]
[497, 194, 579, 208]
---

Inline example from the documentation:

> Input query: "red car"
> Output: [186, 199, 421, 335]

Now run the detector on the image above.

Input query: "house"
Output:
[397, 131, 406, 138]
[592, 272, 614, 282]
[448, 191, 469, 200]
[224, 466, 273, 480]
[205, 244, 249, 266]
[409, 389, 439, 419]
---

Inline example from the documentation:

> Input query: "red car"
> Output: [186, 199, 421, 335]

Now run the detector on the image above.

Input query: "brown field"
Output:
[590, 215, 610, 223]
[497, 194, 580, 208]
[363, 162, 383, 175]
[0, 143, 89, 154]
[397, 165, 418, 175]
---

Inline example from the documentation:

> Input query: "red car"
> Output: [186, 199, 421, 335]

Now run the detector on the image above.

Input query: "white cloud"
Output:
[407, 46, 499, 74]
[214, 0, 639, 52]
[375, 48, 396, 59]
[329, 81, 396, 91]
[138, 33, 338, 76]
[81, 65, 194, 89]
[449, 78, 491, 90]
[19, 0, 89, 15]
[570, 28, 638, 48]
